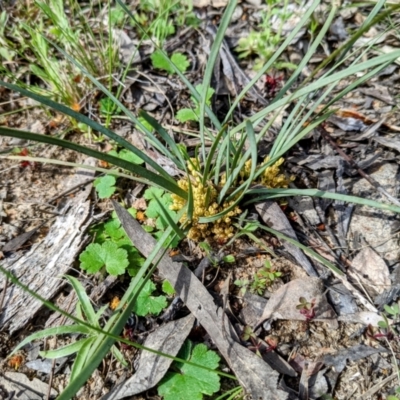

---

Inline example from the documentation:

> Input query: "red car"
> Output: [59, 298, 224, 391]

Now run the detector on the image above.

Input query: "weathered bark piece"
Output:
[0, 371, 58, 399]
[113, 202, 288, 400]
[102, 314, 195, 400]
[256, 201, 318, 277]
[0, 166, 94, 333]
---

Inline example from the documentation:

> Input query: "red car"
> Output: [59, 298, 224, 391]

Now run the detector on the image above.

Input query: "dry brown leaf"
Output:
[256, 277, 338, 328]
[348, 247, 391, 297]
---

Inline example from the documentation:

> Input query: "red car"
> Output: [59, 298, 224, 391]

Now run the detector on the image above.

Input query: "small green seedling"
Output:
[151, 50, 190, 74]
[235, 0, 296, 70]
[109, 4, 127, 25]
[296, 297, 316, 321]
[372, 303, 400, 341]
[234, 278, 250, 296]
[241, 326, 278, 357]
[199, 242, 236, 268]
[158, 340, 221, 400]
[176, 83, 215, 123]
[388, 387, 400, 400]
[131, 0, 198, 46]
[257, 260, 282, 282]
[99, 97, 121, 116]
[241, 325, 257, 342]
[238, 260, 282, 296]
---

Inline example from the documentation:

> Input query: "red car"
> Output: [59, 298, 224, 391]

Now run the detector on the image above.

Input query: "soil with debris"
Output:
[1, 1, 400, 400]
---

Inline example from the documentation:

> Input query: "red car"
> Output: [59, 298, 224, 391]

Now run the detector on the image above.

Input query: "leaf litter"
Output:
[1, 1, 400, 399]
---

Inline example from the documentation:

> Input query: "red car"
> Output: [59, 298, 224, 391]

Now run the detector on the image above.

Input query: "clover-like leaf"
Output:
[151, 50, 189, 74]
[162, 280, 175, 295]
[93, 175, 116, 199]
[104, 218, 126, 241]
[151, 50, 173, 73]
[158, 340, 220, 400]
[108, 149, 143, 165]
[170, 52, 190, 72]
[133, 279, 167, 316]
[144, 187, 164, 201]
[79, 241, 128, 276]
[176, 108, 198, 123]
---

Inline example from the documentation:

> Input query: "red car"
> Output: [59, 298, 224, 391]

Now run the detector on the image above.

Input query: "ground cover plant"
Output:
[1, 0, 400, 398]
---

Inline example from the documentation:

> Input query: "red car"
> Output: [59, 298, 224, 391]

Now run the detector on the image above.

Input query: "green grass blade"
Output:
[258, 225, 343, 276]
[0, 155, 146, 182]
[58, 222, 176, 400]
[199, 123, 256, 222]
[214, 129, 233, 185]
[0, 264, 234, 381]
[222, 121, 258, 203]
[274, 2, 338, 103]
[70, 337, 96, 382]
[305, 3, 400, 83]
[139, 110, 186, 170]
[64, 275, 97, 327]
[186, 176, 194, 224]
[95, 304, 110, 320]
[229, 132, 247, 175]
[246, 188, 400, 214]
[0, 127, 186, 198]
[230, 50, 400, 136]
[153, 196, 186, 239]
[0, 80, 174, 181]
[40, 338, 88, 359]
[111, 344, 128, 367]
[10, 325, 91, 355]
[268, 112, 334, 161]
[223, 0, 321, 124]
[269, 98, 306, 159]
[321, 60, 393, 111]
[199, 0, 237, 135]
[202, 124, 228, 186]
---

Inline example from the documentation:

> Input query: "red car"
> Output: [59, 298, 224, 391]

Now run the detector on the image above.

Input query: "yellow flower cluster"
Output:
[170, 157, 292, 242]
[252, 157, 293, 188]
[170, 158, 242, 242]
